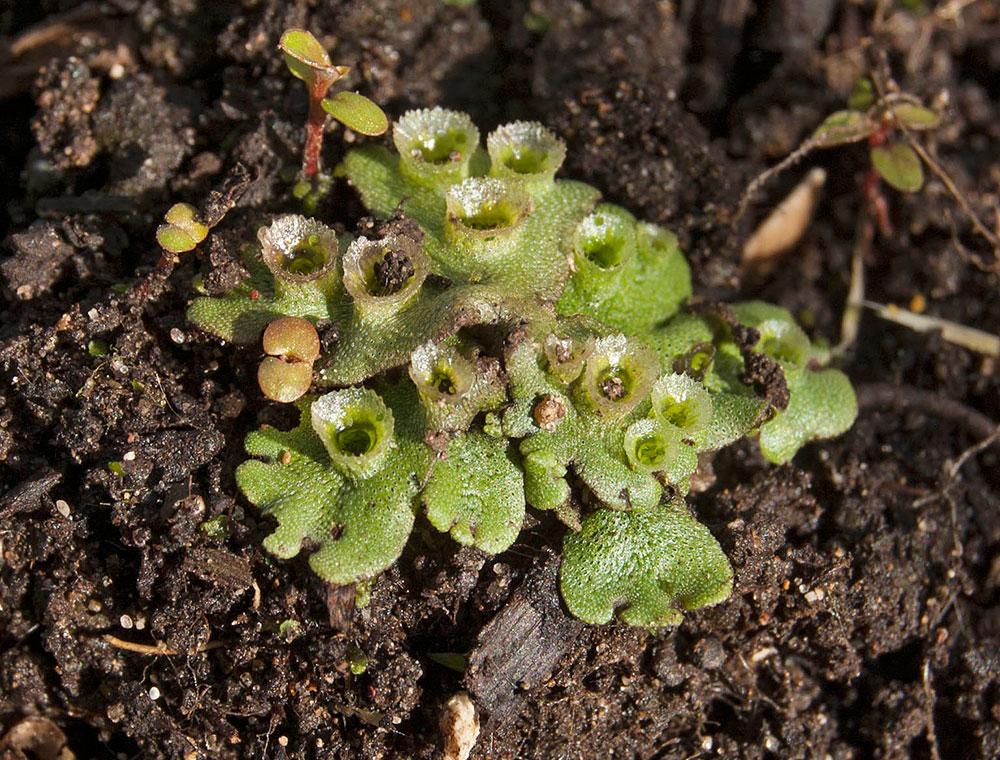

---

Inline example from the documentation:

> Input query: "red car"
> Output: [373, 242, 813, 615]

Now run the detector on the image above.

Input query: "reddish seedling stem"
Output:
[868, 119, 891, 148]
[865, 122, 893, 236]
[303, 75, 336, 178]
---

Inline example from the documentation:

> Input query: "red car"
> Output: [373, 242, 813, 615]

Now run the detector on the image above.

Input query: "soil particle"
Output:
[373, 246, 416, 296]
[91, 73, 195, 197]
[532, 394, 565, 431]
[3, 223, 80, 300]
[0, 470, 61, 517]
[598, 375, 627, 401]
[31, 58, 100, 170]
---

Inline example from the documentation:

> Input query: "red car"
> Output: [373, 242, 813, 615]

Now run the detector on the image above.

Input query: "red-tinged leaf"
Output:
[810, 109, 874, 148]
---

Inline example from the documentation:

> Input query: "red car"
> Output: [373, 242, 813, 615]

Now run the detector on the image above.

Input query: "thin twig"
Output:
[734, 143, 817, 222]
[922, 659, 942, 760]
[856, 383, 998, 439]
[833, 216, 870, 357]
[101, 633, 224, 656]
[948, 426, 1000, 479]
[900, 132, 1000, 253]
[873, 0, 891, 31]
[934, 0, 979, 24]
[946, 210, 998, 274]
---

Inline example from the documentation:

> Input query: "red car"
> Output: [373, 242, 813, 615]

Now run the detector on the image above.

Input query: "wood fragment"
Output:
[834, 216, 870, 357]
[463, 555, 583, 728]
[182, 547, 255, 591]
[0, 471, 62, 518]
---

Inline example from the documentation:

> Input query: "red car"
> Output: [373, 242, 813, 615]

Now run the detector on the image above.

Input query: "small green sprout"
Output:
[739, 79, 942, 232]
[278, 29, 389, 180]
[428, 652, 468, 673]
[810, 84, 941, 194]
[189, 100, 859, 627]
[156, 203, 209, 253]
[347, 644, 368, 674]
[199, 515, 230, 540]
[88, 339, 109, 357]
[278, 619, 302, 641]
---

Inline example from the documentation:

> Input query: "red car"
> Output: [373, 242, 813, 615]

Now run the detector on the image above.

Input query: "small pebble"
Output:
[170, 328, 185, 344]
[692, 636, 725, 669]
[804, 587, 825, 603]
[440, 692, 479, 760]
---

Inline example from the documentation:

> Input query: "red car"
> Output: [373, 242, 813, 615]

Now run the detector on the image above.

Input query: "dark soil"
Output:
[3, 2, 1000, 759]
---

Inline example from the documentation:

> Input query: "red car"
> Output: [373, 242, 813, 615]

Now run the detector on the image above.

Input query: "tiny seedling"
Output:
[810, 80, 940, 233]
[258, 316, 321, 403]
[737, 78, 941, 234]
[278, 29, 389, 180]
[156, 203, 209, 253]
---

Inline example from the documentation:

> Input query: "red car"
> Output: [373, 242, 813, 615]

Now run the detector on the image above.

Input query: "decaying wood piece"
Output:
[463, 554, 584, 729]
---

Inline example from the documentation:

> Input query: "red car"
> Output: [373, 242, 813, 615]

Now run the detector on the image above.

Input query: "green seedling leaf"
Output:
[323, 91, 389, 136]
[156, 225, 197, 253]
[280, 29, 332, 82]
[421, 432, 525, 553]
[164, 202, 209, 242]
[560, 499, 733, 626]
[200, 515, 230, 540]
[810, 109, 874, 148]
[847, 76, 875, 112]
[885, 102, 940, 130]
[257, 356, 313, 403]
[871, 142, 924, 192]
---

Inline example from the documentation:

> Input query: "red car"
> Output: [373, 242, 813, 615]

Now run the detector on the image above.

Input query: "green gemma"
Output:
[189, 107, 858, 627]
